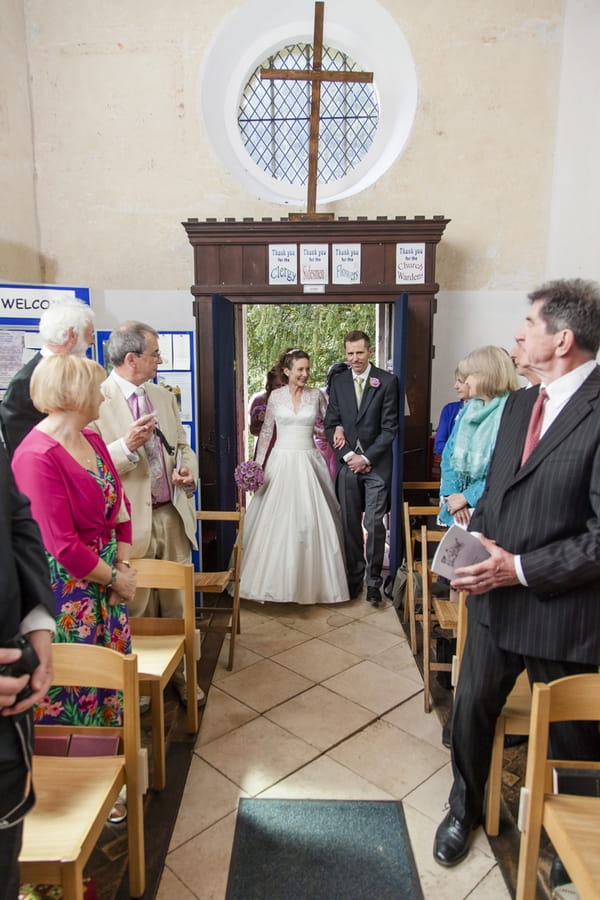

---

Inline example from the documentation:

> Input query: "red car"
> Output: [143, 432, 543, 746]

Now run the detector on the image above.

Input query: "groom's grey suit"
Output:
[325, 365, 399, 595]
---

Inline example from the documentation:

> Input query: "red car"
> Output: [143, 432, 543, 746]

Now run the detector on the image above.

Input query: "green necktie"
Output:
[355, 376, 364, 405]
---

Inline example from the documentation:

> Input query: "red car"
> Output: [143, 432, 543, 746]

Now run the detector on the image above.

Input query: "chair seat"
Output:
[544, 794, 600, 897]
[131, 634, 184, 682]
[194, 570, 231, 593]
[21, 755, 125, 870]
[432, 598, 458, 631]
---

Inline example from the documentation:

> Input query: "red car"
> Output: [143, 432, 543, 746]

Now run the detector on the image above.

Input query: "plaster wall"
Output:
[1, 1, 598, 430]
[0, 0, 40, 281]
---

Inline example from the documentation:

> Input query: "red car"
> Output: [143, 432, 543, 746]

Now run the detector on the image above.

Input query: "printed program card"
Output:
[431, 525, 490, 580]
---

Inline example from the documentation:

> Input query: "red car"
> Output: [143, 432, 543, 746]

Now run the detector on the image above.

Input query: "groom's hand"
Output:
[347, 452, 371, 473]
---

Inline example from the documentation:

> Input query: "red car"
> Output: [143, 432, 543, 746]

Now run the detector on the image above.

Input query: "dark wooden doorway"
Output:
[184, 215, 449, 510]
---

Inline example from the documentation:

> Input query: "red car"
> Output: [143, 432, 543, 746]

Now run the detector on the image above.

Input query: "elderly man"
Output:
[433, 278, 600, 869]
[0, 443, 54, 899]
[0, 297, 95, 457]
[93, 321, 203, 706]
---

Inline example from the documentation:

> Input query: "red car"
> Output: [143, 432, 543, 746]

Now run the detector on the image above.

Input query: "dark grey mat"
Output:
[225, 798, 424, 900]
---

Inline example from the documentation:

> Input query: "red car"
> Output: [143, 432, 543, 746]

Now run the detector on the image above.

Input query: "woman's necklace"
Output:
[77, 434, 97, 470]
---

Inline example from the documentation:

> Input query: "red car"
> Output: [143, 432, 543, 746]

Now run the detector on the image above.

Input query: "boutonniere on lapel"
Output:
[369, 377, 380, 388]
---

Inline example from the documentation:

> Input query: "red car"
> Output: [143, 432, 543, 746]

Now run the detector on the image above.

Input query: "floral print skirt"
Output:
[34, 532, 132, 727]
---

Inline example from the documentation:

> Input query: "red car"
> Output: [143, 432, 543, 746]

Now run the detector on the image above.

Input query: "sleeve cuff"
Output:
[514, 554, 528, 586]
[20, 605, 56, 635]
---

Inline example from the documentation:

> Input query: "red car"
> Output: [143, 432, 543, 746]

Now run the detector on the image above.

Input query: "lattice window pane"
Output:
[238, 43, 379, 186]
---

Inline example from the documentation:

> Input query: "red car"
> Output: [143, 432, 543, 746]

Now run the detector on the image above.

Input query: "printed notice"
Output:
[268, 244, 298, 285]
[396, 243, 426, 284]
[332, 244, 361, 284]
[431, 525, 491, 581]
[300, 244, 329, 285]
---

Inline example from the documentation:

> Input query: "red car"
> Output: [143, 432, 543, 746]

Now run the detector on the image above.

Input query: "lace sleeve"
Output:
[254, 395, 275, 466]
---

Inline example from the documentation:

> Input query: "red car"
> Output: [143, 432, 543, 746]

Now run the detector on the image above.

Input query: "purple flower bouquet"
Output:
[234, 460, 265, 493]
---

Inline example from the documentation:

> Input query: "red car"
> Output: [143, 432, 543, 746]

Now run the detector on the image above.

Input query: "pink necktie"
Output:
[129, 389, 169, 502]
[520, 387, 548, 465]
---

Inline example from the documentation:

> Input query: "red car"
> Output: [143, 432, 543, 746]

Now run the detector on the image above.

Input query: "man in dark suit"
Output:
[325, 330, 399, 605]
[0, 443, 54, 899]
[0, 298, 94, 457]
[434, 278, 600, 868]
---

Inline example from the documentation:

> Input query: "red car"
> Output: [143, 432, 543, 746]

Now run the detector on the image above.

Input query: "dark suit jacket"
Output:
[469, 366, 600, 665]
[0, 442, 54, 770]
[0, 352, 44, 457]
[324, 364, 399, 485]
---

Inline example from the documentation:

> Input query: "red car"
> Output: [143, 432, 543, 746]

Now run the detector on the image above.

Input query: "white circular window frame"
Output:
[199, 0, 418, 205]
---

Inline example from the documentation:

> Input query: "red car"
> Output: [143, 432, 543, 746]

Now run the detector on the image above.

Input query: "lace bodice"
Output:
[255, 386, 328, 465]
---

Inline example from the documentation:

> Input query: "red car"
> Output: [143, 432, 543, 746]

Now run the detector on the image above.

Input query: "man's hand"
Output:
[451, 535, 520, 594]
[0, 649, 30, 711]
[346, 452, 371, 474]
[124, 413, 157, 452]
[333, 426, 346, 450]
[172, 466, 195, 489]
[2, 630, 54, 717]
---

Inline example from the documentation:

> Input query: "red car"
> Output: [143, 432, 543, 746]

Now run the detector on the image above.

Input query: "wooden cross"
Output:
[261, 1, 373, 220]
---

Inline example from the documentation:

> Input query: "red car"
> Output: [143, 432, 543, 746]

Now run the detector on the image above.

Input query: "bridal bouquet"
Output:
[234, 460, 264, 493]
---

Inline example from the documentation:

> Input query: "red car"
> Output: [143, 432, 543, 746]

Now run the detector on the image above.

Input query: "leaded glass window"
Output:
[238, 43, 379, 185]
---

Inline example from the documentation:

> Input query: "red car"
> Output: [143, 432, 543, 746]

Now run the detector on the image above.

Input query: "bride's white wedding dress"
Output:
[240, 385, 350, 604]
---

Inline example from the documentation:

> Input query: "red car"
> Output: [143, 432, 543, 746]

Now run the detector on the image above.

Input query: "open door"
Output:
[389, 292, 409, 576]
[210, 294, 237, 566]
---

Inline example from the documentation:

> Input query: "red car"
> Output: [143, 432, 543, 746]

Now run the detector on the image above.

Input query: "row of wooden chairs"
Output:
[18, 509, 245, 898]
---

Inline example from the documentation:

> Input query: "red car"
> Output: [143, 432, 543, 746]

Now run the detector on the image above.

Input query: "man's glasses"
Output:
[137, 350, 162, 359]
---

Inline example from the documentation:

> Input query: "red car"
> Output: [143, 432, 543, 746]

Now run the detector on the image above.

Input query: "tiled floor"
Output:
[156, 594, 511, 900]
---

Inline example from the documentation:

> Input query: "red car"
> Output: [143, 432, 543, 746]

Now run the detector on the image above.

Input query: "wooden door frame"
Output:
[184, 216, 449, 510]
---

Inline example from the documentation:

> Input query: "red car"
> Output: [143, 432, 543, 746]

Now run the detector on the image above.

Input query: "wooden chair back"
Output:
[195, 508, 245, 671]
[20, 644, 145, 899]
[402, 501, 443, 654]
[129, 558, 198, 788]
[420, 523, 455, 712]
[516, 673, 600, 899]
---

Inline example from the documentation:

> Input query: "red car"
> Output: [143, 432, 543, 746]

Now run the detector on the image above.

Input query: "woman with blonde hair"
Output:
[11, 355, 136, 730]
[439, 346, 520, 527]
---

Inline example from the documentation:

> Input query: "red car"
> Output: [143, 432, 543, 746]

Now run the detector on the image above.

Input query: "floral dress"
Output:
[34, 454, 131, 727]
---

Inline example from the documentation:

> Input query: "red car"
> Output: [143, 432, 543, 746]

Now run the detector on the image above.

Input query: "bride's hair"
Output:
[277, 347, 310, 383]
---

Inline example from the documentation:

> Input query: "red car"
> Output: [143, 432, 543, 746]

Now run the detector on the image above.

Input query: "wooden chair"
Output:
[420, 523, 457, 712]
[195, 508, 245, 671]
[453, 591, 532, 836]
[516, 673, 600, 900]
[129, 558, 199, 790]
[19, 644, 146, 900]
[402, 500, 445, 654]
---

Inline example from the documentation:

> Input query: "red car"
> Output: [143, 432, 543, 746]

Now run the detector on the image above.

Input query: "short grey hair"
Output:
[38, 298, 95, 346]
[528, 278, 600, 356]
[106, 321, 159, 367]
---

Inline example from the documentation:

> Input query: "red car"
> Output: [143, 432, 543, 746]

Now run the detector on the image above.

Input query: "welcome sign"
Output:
[0, 283, 90, 323]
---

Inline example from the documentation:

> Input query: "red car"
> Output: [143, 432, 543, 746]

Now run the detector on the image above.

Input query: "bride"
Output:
[240, 348, 350, 605]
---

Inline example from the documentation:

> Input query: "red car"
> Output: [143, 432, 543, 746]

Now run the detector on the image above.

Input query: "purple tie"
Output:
[520, 387, 548, 465]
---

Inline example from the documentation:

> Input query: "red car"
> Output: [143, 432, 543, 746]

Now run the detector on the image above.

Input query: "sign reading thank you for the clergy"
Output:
[268, 244, 298, 285]
[396, 243, 425, 284]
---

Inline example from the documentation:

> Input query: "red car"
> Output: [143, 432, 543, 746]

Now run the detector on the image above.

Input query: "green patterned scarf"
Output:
[450, 394, 509, 485]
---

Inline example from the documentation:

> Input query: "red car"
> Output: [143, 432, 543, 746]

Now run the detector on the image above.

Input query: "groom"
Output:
[325, 330, 399, 604]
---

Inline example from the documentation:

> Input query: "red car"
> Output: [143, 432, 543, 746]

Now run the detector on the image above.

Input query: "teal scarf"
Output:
[450, 394, 509, 488]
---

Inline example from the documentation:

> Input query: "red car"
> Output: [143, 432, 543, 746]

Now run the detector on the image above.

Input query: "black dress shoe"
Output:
[366, 587, 382, 605]
[550, 855, 570, 888]
[348, 580, 364, 599]
[433, 811, 475, 867]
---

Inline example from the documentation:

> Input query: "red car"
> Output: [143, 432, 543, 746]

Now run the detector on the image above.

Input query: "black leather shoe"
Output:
[433, 811, 475, 867]
[550, 855, 570, 888]
[366, 587, 382, 605]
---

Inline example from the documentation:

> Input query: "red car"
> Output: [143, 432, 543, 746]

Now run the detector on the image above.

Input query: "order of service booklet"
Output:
[431, 525, 491, 580]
